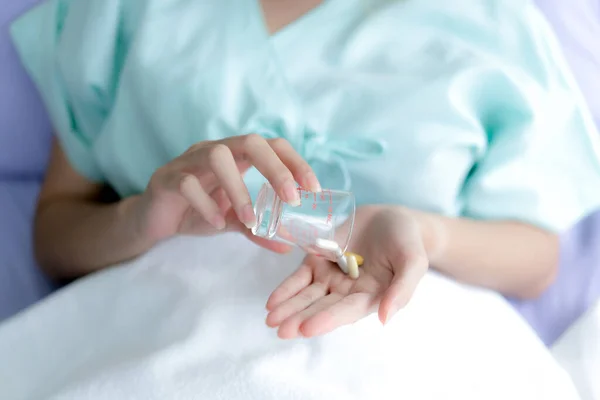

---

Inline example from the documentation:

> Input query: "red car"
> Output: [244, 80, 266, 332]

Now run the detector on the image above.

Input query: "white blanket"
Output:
[552, 299, 600, 400]
[0, 234, 581, 400]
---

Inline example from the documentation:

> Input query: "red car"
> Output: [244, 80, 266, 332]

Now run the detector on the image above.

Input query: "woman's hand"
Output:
[137, 134, 321, 252]
[265, 206, 430, 339]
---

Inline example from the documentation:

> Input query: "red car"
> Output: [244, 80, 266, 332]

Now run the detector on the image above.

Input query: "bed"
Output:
[1, 0, 599, 346]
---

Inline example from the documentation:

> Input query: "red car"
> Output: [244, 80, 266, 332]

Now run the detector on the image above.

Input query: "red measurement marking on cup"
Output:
[312, 192, 317, 210]
[296, 187, 304, 206]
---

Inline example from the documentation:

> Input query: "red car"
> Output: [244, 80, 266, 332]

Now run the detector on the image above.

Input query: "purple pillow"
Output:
[509, 0, 600, 346]
[535, 0, 600, 126]
[0, 0, 52, 179]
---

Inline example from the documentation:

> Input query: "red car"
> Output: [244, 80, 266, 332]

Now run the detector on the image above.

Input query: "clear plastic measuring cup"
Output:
[251, 182, 356, 261]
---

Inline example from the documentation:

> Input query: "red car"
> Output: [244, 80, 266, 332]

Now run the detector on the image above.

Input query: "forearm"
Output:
[34, 195, 153, 279]
[408, 208, 559, 299]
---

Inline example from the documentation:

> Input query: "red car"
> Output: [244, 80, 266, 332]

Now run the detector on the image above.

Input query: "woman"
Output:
[2, 0, 599, 397]
[10, 0, 600, 340]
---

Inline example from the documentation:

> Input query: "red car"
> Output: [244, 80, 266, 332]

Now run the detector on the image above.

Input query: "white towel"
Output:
[0, 234, 580, 400]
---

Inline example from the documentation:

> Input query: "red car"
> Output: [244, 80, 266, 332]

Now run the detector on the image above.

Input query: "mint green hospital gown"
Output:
[10, 0, 600, 233]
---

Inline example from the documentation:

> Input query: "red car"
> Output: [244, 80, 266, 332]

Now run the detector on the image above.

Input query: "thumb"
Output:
[378, 253, 428, 325]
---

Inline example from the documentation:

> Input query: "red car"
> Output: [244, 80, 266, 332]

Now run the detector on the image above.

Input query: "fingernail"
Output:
[283, 181, 301, 207]
[212, 214, 227, 230]
[241, 204, 257, 230]
[305, 173, 321, 193]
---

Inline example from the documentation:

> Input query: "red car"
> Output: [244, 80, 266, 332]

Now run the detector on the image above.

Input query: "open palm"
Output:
[265, 206, 430, 339]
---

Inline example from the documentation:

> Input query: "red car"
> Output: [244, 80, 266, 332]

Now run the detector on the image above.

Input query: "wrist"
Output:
[117, 194, 159, 253]
[408, 208, 447, 264]
[355, 204, 447, 262]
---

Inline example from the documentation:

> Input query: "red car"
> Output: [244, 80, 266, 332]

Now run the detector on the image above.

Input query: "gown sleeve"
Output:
[10, 0, 128, 182]
[460, 2, 600, 233]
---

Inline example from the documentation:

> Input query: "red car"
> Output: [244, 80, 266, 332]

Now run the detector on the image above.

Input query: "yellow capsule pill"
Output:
[346, 254, 360, 280]
[344, 252, 364, 266]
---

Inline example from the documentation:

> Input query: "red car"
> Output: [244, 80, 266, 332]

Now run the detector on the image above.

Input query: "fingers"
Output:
[211, 187, 232, 214]
[205, 144, 257, 229]
[273, 291, 376, 339]
[266, 264, 314, 311]
[161, 134, 319, 235]
[268, 138, 321, 192]
[223, 134, 321, 200]
[266, 282, 328, 328]
[277, 293, 342, 339]
[300, 292, 376, 338]
[378, 253, 429, 325]
[222, 134, 300, 205]
[179, 174, 226, 230]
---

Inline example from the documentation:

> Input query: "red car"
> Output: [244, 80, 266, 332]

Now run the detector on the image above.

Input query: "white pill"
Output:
[336, 255, 349, 274]
[315, 238, 354, 275]
[347, 254, 360, 280]
[315, 238, 344, 258]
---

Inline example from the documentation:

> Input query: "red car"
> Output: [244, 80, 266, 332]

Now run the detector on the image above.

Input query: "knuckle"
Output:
[148, 165, 180, 196]
[149, 165, 169, 189]
[178, 173, 196, 193]
[207, 143, 232, 167]
[243, 133, 265, 149]
[185, 141, 208, 154]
